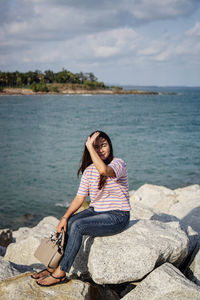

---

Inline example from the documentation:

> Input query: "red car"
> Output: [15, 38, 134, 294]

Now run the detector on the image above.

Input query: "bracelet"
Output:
[62, 216, 67, 220]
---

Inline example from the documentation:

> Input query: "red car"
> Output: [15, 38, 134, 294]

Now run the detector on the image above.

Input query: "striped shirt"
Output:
[77, 157, 131, 212]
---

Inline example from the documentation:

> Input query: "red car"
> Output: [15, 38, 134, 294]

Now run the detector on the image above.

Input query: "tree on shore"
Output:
[0, 69, 106, 92]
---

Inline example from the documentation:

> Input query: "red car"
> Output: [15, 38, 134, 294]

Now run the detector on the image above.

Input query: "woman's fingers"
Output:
[86, 132, 100, 148]
[91, 131, 100, 141]
[56, 219, 67, 233]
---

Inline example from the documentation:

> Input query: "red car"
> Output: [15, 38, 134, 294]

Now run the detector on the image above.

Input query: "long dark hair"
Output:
[77, 131, 114, 189]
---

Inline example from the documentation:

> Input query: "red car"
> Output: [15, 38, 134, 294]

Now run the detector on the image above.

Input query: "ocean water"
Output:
[0, 87, 200, 229]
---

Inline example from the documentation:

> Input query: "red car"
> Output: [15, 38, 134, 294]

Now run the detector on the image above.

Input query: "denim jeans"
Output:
[59, 207, 130, 273]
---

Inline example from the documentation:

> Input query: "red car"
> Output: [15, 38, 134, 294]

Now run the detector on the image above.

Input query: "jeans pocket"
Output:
[110, 210, 130, 217]
[109, 210, 130, 225]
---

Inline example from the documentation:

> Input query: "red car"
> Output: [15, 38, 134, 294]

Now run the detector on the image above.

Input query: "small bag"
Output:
[34, 229, 65, 269]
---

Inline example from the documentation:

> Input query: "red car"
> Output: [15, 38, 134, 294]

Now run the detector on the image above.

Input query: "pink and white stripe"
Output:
[77, 157, 131, 211]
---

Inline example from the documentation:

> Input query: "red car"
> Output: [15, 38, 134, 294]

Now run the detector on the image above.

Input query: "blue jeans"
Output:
[59, 207, 130, 273]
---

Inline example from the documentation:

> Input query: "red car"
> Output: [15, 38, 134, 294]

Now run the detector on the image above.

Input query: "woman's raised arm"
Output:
[86, 132, 115, 177]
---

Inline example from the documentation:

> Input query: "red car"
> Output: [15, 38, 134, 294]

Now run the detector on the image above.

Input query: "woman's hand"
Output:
[86, 131, 100, 150]
[55, 195, 85, 237]
[56, 218, 67, 234]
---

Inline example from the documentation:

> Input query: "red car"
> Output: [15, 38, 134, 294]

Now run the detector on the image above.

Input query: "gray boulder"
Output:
[0, 257, 33, 281]
[130, 184, 176, 214]
[5, 216, 59, 265]
[170, 185, 200, 234]
[122, 263, 200, 300]
[185, 241, 200, 286]
[130, 202, 155, 220]
[0, 272, 118, 300]
[0, 229, 12, 247]
[130, 184, 200, 234]
[191, 246, 200, 286]
[88, 219, 189, 284]
[0, 246, 6, 257]
[0, 257, 21, 281]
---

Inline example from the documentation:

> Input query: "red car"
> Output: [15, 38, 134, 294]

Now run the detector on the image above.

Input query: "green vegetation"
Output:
[0, 69, 107, 92]
[111, 86, 123, 92]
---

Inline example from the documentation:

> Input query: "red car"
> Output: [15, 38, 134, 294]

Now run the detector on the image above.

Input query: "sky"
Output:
[0, 0, 200, 86]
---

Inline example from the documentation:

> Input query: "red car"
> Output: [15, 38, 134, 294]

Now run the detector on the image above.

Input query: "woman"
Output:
[32, 131, 131, 286]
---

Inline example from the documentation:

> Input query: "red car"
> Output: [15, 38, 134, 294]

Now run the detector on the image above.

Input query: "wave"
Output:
[55, 202, 68, 207]
[158, 92, 178, 96]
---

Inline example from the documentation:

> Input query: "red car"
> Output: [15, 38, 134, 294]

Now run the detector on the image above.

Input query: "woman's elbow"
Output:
[99, 166, 115, 177]
[99, 171, 107, 176]
[99, 166, 108, 176]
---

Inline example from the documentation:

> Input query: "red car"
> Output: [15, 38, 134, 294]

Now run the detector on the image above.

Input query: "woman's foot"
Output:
[36, 266, 67, 286]
[31, 268, 53, 279]
[36, 274, 67, 287]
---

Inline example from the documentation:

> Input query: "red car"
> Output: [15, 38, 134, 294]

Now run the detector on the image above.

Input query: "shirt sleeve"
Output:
[77, 170, 89, 197]
[109, 158, 127, 179]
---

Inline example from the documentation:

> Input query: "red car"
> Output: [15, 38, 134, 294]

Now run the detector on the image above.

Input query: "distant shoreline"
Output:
[0, 87, 159, 95]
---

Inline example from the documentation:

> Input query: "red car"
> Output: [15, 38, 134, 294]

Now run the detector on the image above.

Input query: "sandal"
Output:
[36, 274, 68, 287]
[31, 269, 52, 279]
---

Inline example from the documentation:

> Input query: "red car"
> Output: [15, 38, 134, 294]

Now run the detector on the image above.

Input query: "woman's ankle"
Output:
[48, 267, 54, 273]
[53, 266, 66, 277]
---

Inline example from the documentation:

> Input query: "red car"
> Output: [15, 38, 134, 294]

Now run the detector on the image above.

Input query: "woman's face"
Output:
[94, 137, 110, 161]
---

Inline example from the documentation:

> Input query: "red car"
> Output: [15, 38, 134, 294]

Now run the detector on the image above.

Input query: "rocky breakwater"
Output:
[0, 184, 200, 299]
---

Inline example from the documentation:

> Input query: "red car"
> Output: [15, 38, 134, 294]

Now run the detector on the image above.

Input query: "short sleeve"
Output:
[109, 158, 127, 179]
[77, 171, 89, 197]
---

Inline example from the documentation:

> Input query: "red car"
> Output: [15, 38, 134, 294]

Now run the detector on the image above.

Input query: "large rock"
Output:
[0, 257, 21, 280]
[122, 263, 200, 300]
[131, 184, 176, 213]
[0, 229, 12, 247]
[5, 236, 42, 266]
[0, 272, 118, 300]
[191, 246, 200, 286]
[13, 216, 59, 242]
[5, 216, 59, 265]
[0, 257, 33, 281]
[130, 184, 200, 233]
[88, 219, 189, 284]
[170, 185, 200, 233]
[130, 201, 155, 220]
[0, 246, 6, 257]
[185, 242, 200, 286]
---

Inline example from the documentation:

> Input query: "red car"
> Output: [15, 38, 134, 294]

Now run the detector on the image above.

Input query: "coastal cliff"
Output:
[0, 184, 200, 299]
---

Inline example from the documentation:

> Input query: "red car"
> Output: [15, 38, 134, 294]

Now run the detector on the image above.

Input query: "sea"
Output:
[0, 86, 200, 230]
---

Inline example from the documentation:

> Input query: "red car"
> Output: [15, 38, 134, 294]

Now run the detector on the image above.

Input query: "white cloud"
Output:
[1, 0, 199, 40]
[0, 0, 200, 85]
[154, 49, 172, 62]
[6, 21, 27, 35]
[186, 22, 200, 36]
[125, 0, 199, 20]
[87, 28, 140, 58]
[139, 40, 166, 56]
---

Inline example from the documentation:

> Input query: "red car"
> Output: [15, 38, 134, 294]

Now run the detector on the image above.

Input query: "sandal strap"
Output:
[34, 269, 51, 275]
[50, 274, 66, 281]
[31, 268, 52, 279]
[37, 269, 51, 275]
[41, 269, 51, 274]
